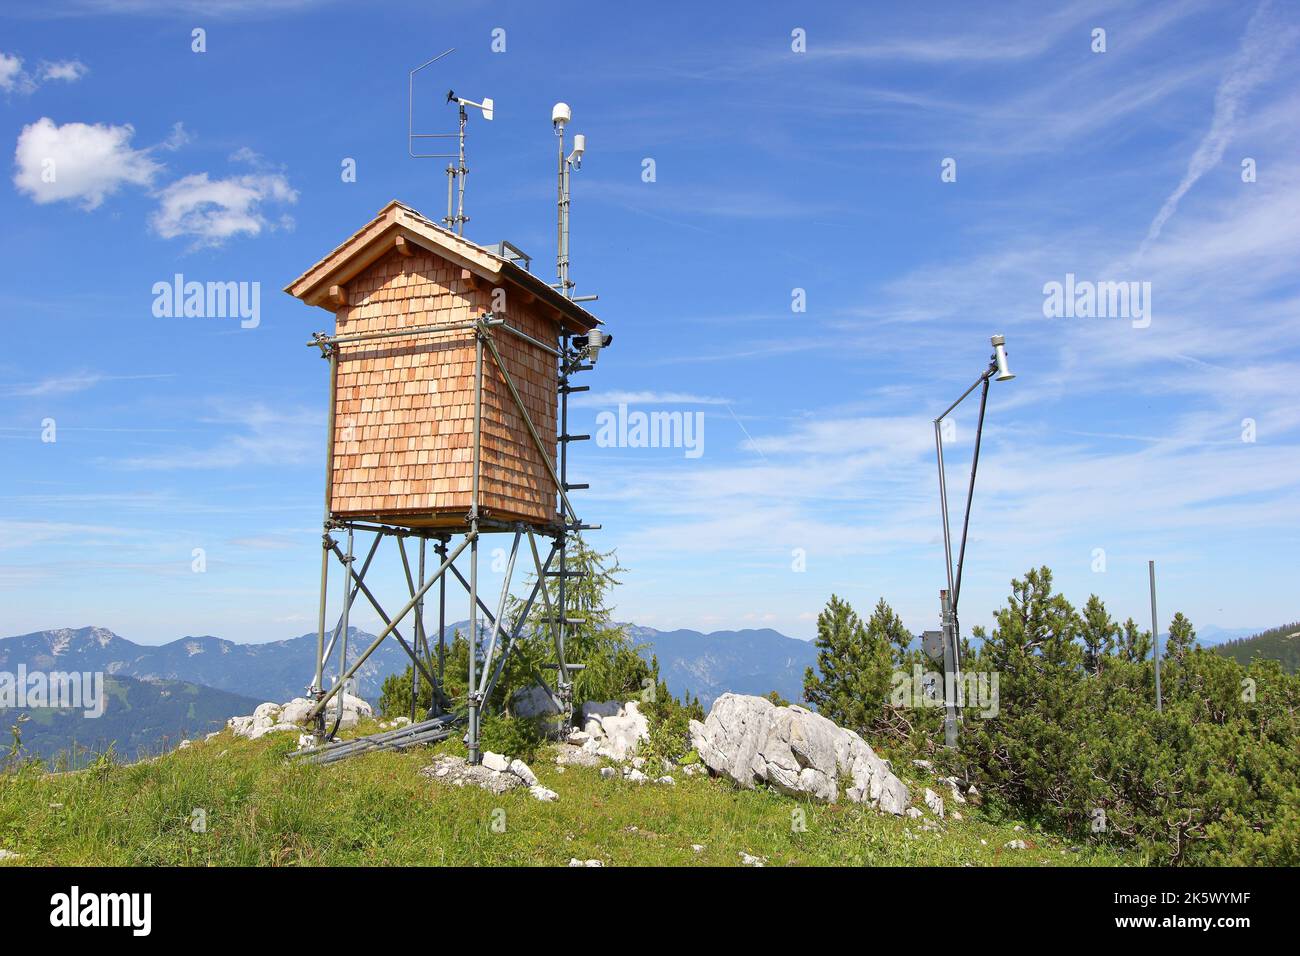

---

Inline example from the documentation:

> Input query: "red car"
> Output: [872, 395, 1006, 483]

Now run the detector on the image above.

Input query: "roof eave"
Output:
[283, 202, 600, 334]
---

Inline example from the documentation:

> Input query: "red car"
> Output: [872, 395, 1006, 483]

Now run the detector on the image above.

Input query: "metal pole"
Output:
[445, 161, 455, 229]
[313, 536, 330, 697]
[311, 344, 339, 739]
[953, 374, 991, 610]
[561, 157, 571, 297]
[940, 588, 958, 749]
[557, 355, 572, 717]
[455, 106, 468, 235]
[437, 538, 448, 696]
[934, 421, 956, 600]
[1150, 560, 1162, 713]
[333, 527, 354, 737]
[467, 329, 484, 763]
[415, 537, 427, 719]
[556, 125, 566, 292]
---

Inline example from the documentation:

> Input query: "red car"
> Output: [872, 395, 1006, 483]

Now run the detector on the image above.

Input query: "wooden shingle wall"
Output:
[330, 245, 559, 528]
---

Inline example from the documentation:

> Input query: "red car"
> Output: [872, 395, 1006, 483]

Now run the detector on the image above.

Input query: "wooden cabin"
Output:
[284, 201, 600, 530]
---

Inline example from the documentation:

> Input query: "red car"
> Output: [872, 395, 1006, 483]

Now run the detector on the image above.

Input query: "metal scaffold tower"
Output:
[290, 317, 603, 766]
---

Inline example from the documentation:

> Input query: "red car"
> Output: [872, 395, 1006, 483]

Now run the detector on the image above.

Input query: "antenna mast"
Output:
[551, 103, 586, 299]
[408, 49, 493, 235]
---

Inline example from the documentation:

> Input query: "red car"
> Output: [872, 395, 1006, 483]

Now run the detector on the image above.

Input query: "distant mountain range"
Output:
[625, 625, 816, 707]
[1, 673, 260, 766]
[0, 623, 818, 710]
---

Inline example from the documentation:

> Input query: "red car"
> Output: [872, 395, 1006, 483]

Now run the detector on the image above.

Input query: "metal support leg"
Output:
[468, 328, 484, 764]
[468, 533, 480, 763]
[415, 537, 427, 719]
[312, 532, 330, 741]
[437, 538, 447, 707]
[331, 527, 354, 739]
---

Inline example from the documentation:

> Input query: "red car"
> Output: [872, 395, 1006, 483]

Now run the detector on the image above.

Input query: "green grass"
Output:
[0, 725, 1137, 867]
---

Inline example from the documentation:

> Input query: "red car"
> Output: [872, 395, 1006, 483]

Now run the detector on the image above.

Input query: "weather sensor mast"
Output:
[552, 102, 592, 301]
[407, 49, 493, 235]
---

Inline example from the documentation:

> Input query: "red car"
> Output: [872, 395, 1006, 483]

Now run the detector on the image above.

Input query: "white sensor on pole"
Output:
[991, 334, 1015, 381]
[552, 102, 571, 128]
[452, 94, 494, 121]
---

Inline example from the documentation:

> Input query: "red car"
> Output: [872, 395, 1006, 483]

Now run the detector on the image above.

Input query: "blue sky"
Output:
[2, 0, 1298, 646]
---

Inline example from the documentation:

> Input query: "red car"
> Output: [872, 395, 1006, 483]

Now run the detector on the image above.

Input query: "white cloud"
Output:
[12, 117, 295, 245]
[0, 52, 35, 94]
[149, 171, 298, 246]
[0, 52, 88, 93]
[12, 117, 161, 208]
[39, 59, 89, 83]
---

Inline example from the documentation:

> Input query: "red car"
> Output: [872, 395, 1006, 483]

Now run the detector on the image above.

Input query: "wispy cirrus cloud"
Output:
[1, 370, 174, 397]
[110, 403, 320, 471]
[568, 390, 733, 408]
[1141, 0, 1300, 252]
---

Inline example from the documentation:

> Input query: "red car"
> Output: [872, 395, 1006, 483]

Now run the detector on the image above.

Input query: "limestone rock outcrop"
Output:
[688, 693, 909, 814]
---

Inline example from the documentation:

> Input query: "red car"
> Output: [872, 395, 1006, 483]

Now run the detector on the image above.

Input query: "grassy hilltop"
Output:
[0, 723, 1133, 868]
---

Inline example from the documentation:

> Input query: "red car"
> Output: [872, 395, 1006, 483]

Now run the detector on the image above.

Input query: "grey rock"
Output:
[692, 693, 909, 814]
[481, 751, 510, 773]
[554, 744, 601, 768]
[583, 701, 650, 761]
[508, 758, 538, 787]
[512, 683, 561, 720]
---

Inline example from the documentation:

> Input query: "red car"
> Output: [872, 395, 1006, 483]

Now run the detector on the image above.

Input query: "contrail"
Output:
[1140, 0, 1298, 255]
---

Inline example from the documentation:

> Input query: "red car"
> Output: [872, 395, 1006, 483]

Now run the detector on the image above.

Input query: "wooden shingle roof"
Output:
[283, 200, 600, 333]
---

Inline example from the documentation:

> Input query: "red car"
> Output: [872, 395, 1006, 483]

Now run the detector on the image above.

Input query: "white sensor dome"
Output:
[552, 102, 571, 127]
